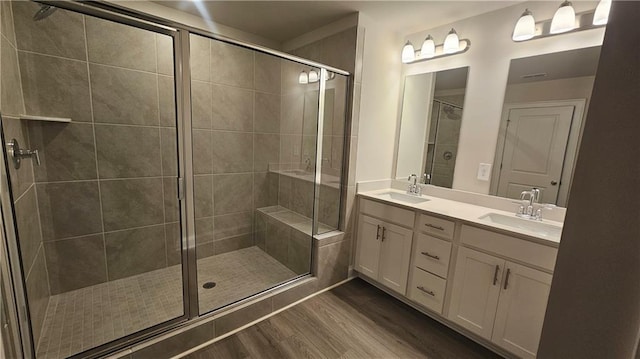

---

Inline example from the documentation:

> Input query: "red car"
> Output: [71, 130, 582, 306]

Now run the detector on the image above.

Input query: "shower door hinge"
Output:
[177, 177, 185, 200]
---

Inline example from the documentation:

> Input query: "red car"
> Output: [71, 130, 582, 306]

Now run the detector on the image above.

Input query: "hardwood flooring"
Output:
[184, 278, 503, 359]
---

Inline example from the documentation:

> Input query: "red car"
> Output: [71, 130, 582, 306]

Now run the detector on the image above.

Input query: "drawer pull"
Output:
[420, 251, 440, 260]
[424, 223, 445, 231]
[493, 265, 500, 286]
[381, 226, 386, 241]
[417, 286, 435, 297]
[504, 268, 511, 290]
[376, 225, 381, 240]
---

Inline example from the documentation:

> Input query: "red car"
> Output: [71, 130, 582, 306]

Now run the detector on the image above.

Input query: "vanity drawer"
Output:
[409, 267, 447, 314]
[414, 234, 452, 278]
[418, 214, 455, 240]
[360, 198, 415, 228]
[460, 225, 558, 272]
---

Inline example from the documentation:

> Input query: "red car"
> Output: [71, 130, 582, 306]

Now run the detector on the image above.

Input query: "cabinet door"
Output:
[448, 247, 504, 339]
[378, 222, 414, 295]
[492, 262, 552, 359]
[355, 215, 383, 279]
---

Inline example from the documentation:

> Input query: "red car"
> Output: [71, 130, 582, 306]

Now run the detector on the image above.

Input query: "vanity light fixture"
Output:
[592, 0, 611, 25]
[308, 69, 319, 83]
[512, 9, 536, 41]
[401, 29, 470, 64]
[421, 35, 436, 58]
[443, 28, 460, 54]
[401, 41, 416, 63]
[298, 70, 308, 84]
[298, 69, 335, 84]
[512, 0, 607, 42]
[550, 1, 576, 34]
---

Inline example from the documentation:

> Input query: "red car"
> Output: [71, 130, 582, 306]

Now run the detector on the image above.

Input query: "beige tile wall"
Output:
[286, 26, 361, 275]
[190, 34, 282, 258]
[7, 2, 181, 297]
[0, 0, 50, 346]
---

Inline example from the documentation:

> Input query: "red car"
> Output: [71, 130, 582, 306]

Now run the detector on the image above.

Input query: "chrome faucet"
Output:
[516, 188, 553, 220]
[304, 156, 311, 171]
[407, 174, 421, 196]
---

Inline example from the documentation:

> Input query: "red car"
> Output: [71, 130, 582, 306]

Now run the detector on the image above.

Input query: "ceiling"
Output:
[508, 46, 602, 85]
[152, 1, 521, 43]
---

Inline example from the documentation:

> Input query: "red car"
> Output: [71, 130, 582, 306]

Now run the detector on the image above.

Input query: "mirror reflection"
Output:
[396, 67, 469, 187]
[490, 46, 601, 207]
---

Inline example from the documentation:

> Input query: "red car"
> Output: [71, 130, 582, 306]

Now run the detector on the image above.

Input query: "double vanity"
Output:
[354, 184, 563, 358]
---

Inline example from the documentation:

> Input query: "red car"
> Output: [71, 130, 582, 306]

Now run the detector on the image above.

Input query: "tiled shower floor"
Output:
[36, 247, 297, 359]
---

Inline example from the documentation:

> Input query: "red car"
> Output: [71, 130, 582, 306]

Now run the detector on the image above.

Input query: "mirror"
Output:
[395, 67, 469, 187]
[490, 46, 601, 207]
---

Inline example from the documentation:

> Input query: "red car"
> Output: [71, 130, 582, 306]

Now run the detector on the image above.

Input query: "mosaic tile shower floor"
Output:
[36, 246, 297, 359]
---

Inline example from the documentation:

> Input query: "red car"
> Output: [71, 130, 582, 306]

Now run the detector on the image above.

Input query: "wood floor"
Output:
[184, 278, 503, 359]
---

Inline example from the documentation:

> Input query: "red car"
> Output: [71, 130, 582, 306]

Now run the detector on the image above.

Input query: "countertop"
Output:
[358, 188, 563, 247]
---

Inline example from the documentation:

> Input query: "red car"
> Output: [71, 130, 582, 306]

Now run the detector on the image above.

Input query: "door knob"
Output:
[550, 180, 558, 186]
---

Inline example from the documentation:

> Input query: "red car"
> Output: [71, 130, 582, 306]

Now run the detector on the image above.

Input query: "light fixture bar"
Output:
[403, 39, 471, 65]
[403, 39, 471, 64]
[513, 9, 605, 42]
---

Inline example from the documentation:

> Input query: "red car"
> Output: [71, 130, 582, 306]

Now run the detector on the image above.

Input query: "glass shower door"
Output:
[0, 2, 187, 358]
[190, 34, 321, 314]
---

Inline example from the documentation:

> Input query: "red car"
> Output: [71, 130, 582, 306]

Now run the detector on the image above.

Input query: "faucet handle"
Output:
[534, 203, 556, 220]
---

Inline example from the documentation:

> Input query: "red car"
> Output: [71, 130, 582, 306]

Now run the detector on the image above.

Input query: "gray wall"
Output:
[285, 27, 356, 231]
[190, 34, 282, 258]
[538, 1, 640, 357]
[8, 2, 180, 296]
[285, 25, 361, 277]
[0, 0, 50, 345]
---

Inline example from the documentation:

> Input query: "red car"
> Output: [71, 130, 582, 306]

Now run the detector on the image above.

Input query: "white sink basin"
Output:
[478, 213, 562, 239]
[375, 192, 430, 204]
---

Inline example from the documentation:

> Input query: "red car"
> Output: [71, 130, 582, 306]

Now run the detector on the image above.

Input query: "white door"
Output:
[355, 215, 382, 279]
[448, 247, 504, 339]
[492, 262, 553, 359]
[497, 105, 574, 204]
[378, 222, 414, 295]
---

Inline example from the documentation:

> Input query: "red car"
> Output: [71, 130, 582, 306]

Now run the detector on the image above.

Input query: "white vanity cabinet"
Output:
[406, 215, 454, 314]
[492, 262, 552, 359]
[448, 247, 504, 339]
[355, 200, 415, 295]
[355, 194, 558, 359]
[448, 225, 555, 359]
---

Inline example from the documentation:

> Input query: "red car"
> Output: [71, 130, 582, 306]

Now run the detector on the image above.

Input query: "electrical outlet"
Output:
[477, 163, 492, 181]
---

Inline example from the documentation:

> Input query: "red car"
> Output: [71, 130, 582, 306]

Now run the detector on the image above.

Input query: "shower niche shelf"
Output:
[20, 114, 71, 123]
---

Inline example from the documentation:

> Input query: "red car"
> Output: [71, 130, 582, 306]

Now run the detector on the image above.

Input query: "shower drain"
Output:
[202, 282, 216, 289]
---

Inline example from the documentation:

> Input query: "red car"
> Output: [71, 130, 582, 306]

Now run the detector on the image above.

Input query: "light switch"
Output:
[477, 163, 492, 181]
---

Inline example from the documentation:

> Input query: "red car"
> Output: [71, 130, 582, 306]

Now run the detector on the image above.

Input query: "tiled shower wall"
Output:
[0, 0, 50, 344]
[285, 25, 362, 287]
[189, 35, 282, 258]
[7, 1, 180, 298]
[430, 93, 464, 188]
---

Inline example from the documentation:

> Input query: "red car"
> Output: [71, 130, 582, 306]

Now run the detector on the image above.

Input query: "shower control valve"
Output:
[7, 138, 40, 169]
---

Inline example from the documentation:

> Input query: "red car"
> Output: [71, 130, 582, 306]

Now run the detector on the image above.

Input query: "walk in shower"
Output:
[0, 1, 348, 358]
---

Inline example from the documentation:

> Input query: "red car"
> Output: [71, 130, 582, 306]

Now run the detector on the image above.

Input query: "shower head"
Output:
[442, 105, 462, 121]
[33, 4, 57, 21]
